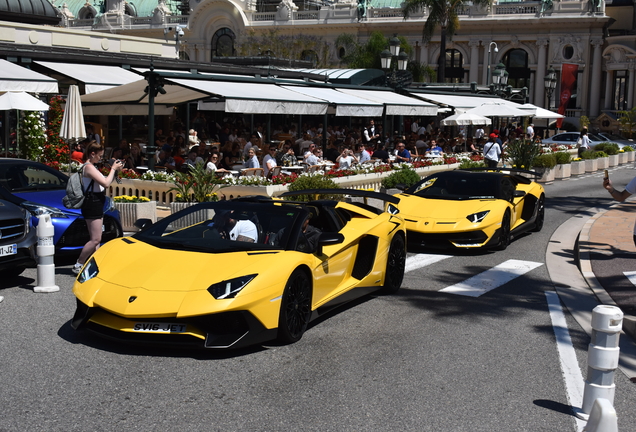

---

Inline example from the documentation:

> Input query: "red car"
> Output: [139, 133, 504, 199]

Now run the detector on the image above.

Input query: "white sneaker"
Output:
[72, 263, 83, 275]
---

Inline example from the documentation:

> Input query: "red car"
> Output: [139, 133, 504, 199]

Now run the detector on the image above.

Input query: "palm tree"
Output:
[402, 0, 491, 83]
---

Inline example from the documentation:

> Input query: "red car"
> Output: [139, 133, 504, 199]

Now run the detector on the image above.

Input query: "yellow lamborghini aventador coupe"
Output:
[395, 168, 545, 250]
[71, 190, 406, 350]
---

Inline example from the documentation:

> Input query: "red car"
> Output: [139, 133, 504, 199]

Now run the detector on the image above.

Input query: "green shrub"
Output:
[623, 145, 634, 152]
[532, 153, 557, 169]
[505, 138, 541, 170]
[285, 174, 339, 202]
[580, 150, 596, 160]
[554, 152, 571, 164]
[593, 142, 619, 155]
[593, 151, 608, 158]
[459, 160, 486, 169]
[381, 166, 421, 189]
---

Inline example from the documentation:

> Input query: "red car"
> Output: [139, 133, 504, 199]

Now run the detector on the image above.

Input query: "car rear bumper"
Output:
[71, 299, 277, 350]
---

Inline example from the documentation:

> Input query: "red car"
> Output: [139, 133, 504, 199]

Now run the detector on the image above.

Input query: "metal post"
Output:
[146, 71, 156, 172]
[575, 305, 623, 420]
[582, 398, 618, 432]
[33, 214, 59, 293]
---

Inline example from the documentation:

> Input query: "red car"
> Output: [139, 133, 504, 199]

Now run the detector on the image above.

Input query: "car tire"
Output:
[531, 195, 545, 232]
[381, 234, 406, 294]
[0, 267, 25, 280]
[496, 211, 511, 251]
[277, 269, 312, 344]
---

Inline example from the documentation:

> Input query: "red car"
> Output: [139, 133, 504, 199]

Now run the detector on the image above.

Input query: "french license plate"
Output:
[0, 244, 17, 257]
[132, 322, 187, 333]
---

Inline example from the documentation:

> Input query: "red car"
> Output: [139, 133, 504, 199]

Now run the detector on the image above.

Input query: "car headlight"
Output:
[104, 196, 116, 213]
[466, 210, 490, 223]
[208, 274, 257, 299]
[21, 201, 68, 218]
[78, 258, 99, 283]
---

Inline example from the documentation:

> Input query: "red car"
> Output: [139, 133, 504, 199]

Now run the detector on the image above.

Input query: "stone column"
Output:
[482, 41, 491, 85]
[604, 70, 613, 110]
[589, 38, 604, 117]
[534, 39, 549, 107]
[468, 39, 480, 84]
[421, 42, 429, 68]
[628, 61, 636, 110]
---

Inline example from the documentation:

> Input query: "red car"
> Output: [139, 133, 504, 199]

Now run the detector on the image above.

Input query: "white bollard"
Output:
[582, 398, 618, 432]
[33, 214, 59, 293]
[575, 305, 623, 420]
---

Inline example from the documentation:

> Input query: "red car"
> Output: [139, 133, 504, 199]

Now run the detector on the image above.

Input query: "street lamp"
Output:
[491, 62, 510, 97]
[143, 62, 166, 172]
[380, 34, 410, 89]
[544, 66, 557, 109]
[487, 42, 498, 85]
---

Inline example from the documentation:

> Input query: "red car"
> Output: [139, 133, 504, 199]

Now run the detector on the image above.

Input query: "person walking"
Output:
[483, 133, 502, 168]
[603, 172, 636, 246]
[72, 141, 123, 274]
[577, 127, 591, 157]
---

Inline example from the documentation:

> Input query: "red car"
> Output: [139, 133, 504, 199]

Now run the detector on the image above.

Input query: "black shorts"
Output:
[81, 192, 106, 220]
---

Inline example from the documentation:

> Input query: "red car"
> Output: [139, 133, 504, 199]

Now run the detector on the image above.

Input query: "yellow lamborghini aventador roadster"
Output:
[71, 190, 406, 349]
[395, 168, 545, 250]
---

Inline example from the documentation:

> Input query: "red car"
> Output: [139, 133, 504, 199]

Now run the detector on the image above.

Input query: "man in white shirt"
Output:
[263, 147, 278, 177]
[526, 123, 535, 140]
[358, 143, 371, 163]
[224, 213, 258, 243]
[474, 127, 485, 140]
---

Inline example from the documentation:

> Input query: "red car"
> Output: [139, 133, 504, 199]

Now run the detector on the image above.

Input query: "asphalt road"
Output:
[1, 167, 636, 431]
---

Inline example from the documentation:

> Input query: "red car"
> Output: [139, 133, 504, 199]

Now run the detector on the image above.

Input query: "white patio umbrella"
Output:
[60, 85, 86, 143]
[0, 91, 49, 157]
[519, 103, 565, 119]
[465, 102, 530, 118]
[441, 111, 492, 126]
[0, 91, 49, 111]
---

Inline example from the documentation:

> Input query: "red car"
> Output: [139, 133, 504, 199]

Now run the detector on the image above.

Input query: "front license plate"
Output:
[132, 322, 187, 333]
[0, 244, 17, 257]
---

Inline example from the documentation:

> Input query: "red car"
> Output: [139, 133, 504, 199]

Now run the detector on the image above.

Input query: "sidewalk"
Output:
[579, 201, 636, 338]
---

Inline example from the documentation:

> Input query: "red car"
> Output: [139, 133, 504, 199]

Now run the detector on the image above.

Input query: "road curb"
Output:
[578, 202, 636, 341]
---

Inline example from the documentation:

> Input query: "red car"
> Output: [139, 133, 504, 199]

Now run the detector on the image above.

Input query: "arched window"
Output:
[443, 49, 464, 83]
[211, 28, 235, 58]
[502, 49, 530, 88]
[300, 50, 318, 67]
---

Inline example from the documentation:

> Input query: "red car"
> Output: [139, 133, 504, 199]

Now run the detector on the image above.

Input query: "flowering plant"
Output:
[113, 195, 151, 203]
[43, 95, 70, 164]
[19, 111, 47, 161]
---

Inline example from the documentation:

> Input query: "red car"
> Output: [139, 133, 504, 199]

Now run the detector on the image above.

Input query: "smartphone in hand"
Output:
[604, 169, 609, 180]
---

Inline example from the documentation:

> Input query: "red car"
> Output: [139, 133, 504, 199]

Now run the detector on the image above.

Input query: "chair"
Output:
[300, 162, 310, 172]
[307, 164, 322, 173]
[268, 166, 282, 179]
[241, 168, 265, 177]
[104, 147, 114, 160]
[154, 165, 167, 173]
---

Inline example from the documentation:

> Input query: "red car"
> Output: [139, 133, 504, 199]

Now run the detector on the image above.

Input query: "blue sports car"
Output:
[0, 159, 122, 257]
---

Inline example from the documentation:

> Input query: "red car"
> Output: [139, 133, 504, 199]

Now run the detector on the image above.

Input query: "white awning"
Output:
[35, 61, 141, 94]
[0, 59, 58, 93]
[407, 92, 518, 113]
[169, 78, 328, 115]
[336, 88, 438, 116]
[82, 105, 174, 116]
[280, 85, 384, 117]
[81, 79, 210, 105]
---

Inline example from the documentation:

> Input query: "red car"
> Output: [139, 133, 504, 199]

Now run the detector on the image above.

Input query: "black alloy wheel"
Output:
[381, 234, 406, 294]
[278, 269, 312, 344]
[531, 195, 545, 232]
[496, 211, 511, 251]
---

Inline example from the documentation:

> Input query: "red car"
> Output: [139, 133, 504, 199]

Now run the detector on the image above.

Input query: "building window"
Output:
[443, 49, 463, 83]
[502, 49, 530, 88]
[563, 45, 574, 60]
[211, 28, 235, 58]
[614, 70, 628, 111]
[338, 47, 346, 59]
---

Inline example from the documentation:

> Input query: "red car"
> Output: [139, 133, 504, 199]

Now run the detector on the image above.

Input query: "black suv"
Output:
[0, 198, 37, 279]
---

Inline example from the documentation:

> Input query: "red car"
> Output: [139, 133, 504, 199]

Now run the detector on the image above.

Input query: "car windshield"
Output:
[133, 201, 305, 253]
[589, 133, 605, 142]
[0, 163, 67, 192]
[410, 173, 502, 200]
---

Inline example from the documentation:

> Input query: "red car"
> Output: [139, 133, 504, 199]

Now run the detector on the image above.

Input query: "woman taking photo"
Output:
[72, 142, 123, 275]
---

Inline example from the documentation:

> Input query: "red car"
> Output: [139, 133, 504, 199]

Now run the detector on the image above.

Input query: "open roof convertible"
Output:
[71, 190, 406, 350]
[394, 168, 545, 250]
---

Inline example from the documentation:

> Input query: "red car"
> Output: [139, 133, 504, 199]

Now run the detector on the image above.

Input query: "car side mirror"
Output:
[316, 232, 344, 255]
[513, 190, 526, 198]
[134, 218, 153, 230]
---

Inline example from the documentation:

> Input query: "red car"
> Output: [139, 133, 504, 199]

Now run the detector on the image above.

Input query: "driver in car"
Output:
[217, 211, 258, 243]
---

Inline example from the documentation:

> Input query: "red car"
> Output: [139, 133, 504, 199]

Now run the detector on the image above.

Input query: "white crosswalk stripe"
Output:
[404, 253, 453, 273]
[439, 259, 544, 297]
[623, 270, 636, 286]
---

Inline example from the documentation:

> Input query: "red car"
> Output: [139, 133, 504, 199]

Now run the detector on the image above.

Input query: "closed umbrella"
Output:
[59, 85, 86, 170]
[0, 91, 49, 157]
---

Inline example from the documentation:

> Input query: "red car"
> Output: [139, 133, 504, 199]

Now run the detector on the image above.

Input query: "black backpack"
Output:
[63, 164, 93, 209]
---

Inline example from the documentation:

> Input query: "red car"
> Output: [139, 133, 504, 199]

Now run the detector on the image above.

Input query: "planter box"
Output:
[170, 202, 217, 229]
[554, 164, 571, 179]
[619, 152, 628, 164]
[585, 159, 598, 172]
[608, 154, 619, 167]
[596, 157, 609, 169]
[571, 160, 586, 175]
[627, 151, 635, 162]
[534, 167, 555, 183]
[115, 201, 156, 232]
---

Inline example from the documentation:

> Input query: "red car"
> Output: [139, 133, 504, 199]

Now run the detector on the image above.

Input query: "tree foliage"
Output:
[618, 107, 636, 138]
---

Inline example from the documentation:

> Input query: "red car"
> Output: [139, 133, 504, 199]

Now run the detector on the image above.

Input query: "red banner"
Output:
[557, 63, 578, 129]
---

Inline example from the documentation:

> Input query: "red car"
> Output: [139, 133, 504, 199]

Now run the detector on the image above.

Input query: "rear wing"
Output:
[279, 188, 401, 205]
[456, 167, 540, 184]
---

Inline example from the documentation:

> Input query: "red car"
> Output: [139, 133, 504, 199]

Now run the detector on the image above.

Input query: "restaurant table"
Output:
[136, 166, 149, 174]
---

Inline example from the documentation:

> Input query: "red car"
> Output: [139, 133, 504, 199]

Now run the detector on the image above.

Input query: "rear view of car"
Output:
[0, 199, 37, 279]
